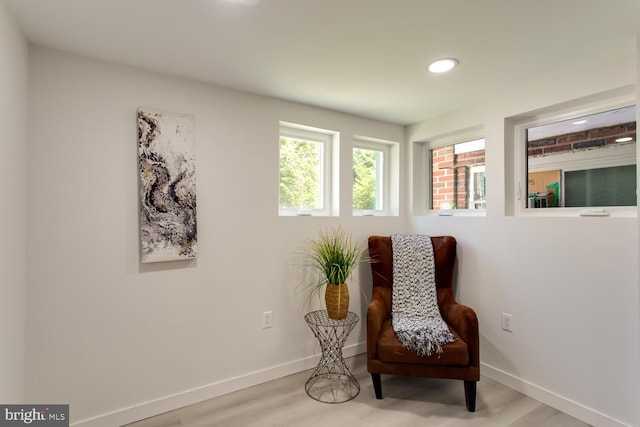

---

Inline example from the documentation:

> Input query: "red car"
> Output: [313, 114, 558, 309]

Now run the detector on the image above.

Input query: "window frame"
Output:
[352, 139, 391, 216]
[414, 128, 486, 216]
[512, 93, 637, 217]
[278, 122, 337, 216]
[468, 164, 487, 210]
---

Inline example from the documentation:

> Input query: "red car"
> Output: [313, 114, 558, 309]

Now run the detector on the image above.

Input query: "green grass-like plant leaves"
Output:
[299, 227, 368, 303]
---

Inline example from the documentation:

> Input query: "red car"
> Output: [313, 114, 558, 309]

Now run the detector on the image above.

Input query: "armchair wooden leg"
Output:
[464, 380, 477, 412]
[371, 373, 383, 399]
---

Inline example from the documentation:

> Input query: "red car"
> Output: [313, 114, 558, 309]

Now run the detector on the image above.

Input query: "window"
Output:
[353, 146, 383, 212]
[351, 139, 388, 215]
[512, 94, 637, 215]
[352, 137, 399, 216]
[279, 122, 337, 216]
[429, 138, 486, 211]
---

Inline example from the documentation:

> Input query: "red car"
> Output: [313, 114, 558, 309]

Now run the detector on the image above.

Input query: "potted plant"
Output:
[300, 227, 368, 320]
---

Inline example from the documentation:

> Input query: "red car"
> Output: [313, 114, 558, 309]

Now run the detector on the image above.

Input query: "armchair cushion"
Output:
[377, 319, 469, 366]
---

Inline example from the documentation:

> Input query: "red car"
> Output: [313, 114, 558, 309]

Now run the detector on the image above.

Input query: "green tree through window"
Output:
[353, 147, 380, 210]
[279, 137, 323, 210]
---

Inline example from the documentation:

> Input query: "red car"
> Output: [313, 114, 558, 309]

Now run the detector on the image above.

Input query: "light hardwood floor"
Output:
[125, 354, 591, 427]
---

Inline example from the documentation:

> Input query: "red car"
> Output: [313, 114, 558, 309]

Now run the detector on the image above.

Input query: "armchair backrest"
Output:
[368, 235, 457, 290]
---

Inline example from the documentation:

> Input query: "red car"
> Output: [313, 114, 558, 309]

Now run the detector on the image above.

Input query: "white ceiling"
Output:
[5, 0, 640, 125]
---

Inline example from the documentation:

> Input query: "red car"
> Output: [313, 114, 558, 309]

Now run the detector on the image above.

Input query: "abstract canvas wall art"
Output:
[137, 108, 197, 263]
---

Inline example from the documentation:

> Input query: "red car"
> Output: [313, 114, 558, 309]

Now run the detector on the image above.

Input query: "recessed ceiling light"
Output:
[428, 58, 459, 74]
[572, 120, 588, 125]
[615, 137, 633, 143]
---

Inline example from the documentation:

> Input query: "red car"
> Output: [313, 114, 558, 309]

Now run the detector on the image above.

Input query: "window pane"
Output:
[470, 166, 486, 210]
[526, 105, 636, 208]
[565, 165, 637, 207]
[353, 147, 383, 210]
[279, 136, 323, 210]
[430, 139, 485, 210]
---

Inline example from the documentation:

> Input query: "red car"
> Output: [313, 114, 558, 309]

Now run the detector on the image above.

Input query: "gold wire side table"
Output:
[304, 310, 360, 403]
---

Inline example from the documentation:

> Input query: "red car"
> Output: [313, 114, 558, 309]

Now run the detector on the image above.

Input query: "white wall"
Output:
[20, 24, 640, 427]
[0, 0, 28, 403]
[407, 47, 640, 426]
[25, 46, 405, 426]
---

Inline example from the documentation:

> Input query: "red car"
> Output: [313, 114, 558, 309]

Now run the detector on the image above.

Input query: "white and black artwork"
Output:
[137, 108, 197, 263]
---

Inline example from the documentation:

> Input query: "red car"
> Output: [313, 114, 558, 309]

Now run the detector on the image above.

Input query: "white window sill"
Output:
[515, 206, 636, 218]
[352, 210, 399, 217]
[426, 209, 487, 217]
[279, 209, 333, 217]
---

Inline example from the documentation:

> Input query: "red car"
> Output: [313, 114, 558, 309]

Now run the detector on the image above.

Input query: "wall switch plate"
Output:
[262, 311, 273, 329]
[501, 313, 513, 332]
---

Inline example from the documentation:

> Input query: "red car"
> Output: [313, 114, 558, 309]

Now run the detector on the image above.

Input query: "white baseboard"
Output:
[481, 362, 632, 427]
[71, 342, 366, 427]
[73, 347, 628, 427]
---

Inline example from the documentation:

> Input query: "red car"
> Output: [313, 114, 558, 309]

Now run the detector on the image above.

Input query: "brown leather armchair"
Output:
[367, 235, 479, 411]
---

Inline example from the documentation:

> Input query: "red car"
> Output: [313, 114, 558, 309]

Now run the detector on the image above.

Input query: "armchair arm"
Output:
[441, 302, 480, 368]
[367, 290, 389, 360]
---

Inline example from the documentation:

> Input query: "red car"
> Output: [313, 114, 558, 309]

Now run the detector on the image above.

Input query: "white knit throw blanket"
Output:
[391, 234, 455, 356]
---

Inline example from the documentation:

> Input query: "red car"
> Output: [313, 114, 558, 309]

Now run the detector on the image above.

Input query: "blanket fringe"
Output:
[394, 323, 455, 356]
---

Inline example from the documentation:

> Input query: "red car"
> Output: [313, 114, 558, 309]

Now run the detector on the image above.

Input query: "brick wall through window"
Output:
[528, 122, 636, 157]
[431, 144, 485, 210]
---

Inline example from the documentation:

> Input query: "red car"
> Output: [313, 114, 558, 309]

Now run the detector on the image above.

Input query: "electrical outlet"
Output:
[262, 311, 273, 329]
[501, 313, 513, 332]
